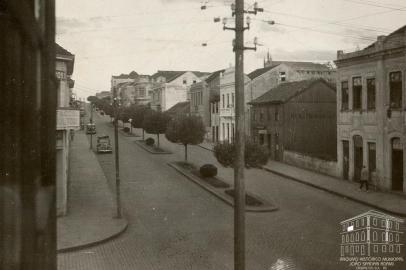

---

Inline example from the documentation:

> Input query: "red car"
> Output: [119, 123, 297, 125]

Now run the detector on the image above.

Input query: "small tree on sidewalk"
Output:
[130, 105, 151, 140]
[143, 111, 169, 148]
[165, 115, 206, 162]
[214, 139, 269, 168]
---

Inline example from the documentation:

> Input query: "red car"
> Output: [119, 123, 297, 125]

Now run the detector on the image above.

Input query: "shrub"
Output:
[199, 164, 218, 178]
[145, 137, 155, 146]
[123, 127, 130, 133]
[213, 140, 269, 168]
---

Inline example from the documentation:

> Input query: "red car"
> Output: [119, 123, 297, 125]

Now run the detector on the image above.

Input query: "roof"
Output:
[248, 61, 330, 80]
[151, 70, 185, 82]
[340, 210, 403, 224]
[166, 101, 190, 115]
[205, 69, 225, 82]
[56, 43, 74, 57]
[365, 25, 406, 50]
[249, 79, 333, 105]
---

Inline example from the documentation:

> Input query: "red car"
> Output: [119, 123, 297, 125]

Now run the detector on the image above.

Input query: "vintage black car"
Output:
[85, 123, 96, 135]
[96, 135, 113, 153]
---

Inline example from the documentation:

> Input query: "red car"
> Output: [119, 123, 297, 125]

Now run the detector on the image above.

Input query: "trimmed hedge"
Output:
[199, 164, 218, 178]
[145, 137, 155, 146]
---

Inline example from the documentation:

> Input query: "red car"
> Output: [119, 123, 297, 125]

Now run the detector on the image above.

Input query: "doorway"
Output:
[343, 140, 349, 180]
[353, 135, 363, 181]
[391, 138, 403, 191]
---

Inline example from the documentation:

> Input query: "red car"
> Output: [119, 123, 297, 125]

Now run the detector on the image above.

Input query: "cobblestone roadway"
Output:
[58, 114, 404, 270]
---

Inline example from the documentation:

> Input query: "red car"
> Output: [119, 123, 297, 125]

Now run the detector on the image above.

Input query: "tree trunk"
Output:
[184, 144, 188, 162]
[157, 134, 160, 148]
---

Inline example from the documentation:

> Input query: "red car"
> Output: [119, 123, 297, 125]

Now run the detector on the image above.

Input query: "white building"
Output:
[55, 44, 79, 216]
[151, 70, 209, 111]
[218, 67, 251, 142]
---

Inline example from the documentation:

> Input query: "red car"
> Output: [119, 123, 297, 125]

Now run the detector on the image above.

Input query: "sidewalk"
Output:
[57, 131, 128, 252]
[263, 160, 406, 217]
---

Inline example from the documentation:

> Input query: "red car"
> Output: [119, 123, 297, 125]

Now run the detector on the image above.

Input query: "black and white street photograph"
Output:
[1, 1, 406, 269]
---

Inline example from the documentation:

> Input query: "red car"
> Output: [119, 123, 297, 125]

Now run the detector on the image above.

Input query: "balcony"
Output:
[57, 108, 80, 130]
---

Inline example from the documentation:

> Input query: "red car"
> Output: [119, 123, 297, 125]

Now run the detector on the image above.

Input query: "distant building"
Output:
[249, 79, 337, 164]
[190, 81, 210, 137]
[110, 71, 139, 96]
[206, 70, 224, 142]
[218, 67, 251, 143]
[55, 43, 79, 216]
[335, 25, 406, 193]
[340, 210, 403, 257]
[247, 53, 336, 104]
[150, 70, 209, 111]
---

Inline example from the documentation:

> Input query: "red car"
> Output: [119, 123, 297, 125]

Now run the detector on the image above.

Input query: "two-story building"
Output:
[55, 44, 79, 216]
[218, 67, 251, 142]
[110, 71, 139, 97]
[151, 70, 209, 111]
[335, 25, 406, 193]
[249, 79, 337, 172]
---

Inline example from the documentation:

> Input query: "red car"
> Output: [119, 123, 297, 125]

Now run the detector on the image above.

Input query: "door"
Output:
[353, 135, 363, 181]
[275, 133, 280, 161]
[392, 138, 403, 191]
[343, 141, 349, 180]
[267, 134, 272, 155]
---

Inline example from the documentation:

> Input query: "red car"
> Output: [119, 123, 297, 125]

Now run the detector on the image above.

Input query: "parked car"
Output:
[86, 123, 96, 135]
[96, 135, 112, 153]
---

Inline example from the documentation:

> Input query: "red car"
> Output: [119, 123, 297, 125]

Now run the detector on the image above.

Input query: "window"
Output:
[342, 235, 345, 243]
[193, 80, 196, 84]
[222, 123, 225, 140]
[373, 218, 377, 226]
[389, 233, 393, 242]
[396, 234, 399, 242]
[341, 81, 349, 110]
[356, 220, 359, 227]
[352, 77, 362, 110]
[346, 235, 349, 243]
[382, 245, 386, 252]
[279, 71, 286, 82]
[361, 231, 365, 241]
[356, 232, 359, 241]
[396, 245, 400, 253]
[227, 94, 230, 107]
[368, 143, 376, 173]
[222, 95, 225, 108]
[260, 109, 264, 121]
[361, 218, 364, 227]
[382, 232, 386, 242]
[267, 107, 271, 120]
[374, 245, 378, 252]
[382, 220, 386, 228]
[227, 123, 230, 142]
[373, 231, 377, 241]
[232, 93, 235, 107]
[367, 78, 376, 110]
[389, 71, 402, 109]
[183, 79, 187, 84]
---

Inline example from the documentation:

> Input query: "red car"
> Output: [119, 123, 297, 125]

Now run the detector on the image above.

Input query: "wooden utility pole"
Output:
[234, 0, 246, 269]
[113, 87, 122, 218]
[90, 102, 93, 150]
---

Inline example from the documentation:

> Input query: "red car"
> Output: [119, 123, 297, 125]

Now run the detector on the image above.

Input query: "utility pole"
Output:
[90, 102, 93, 150]
[234, 0, 245, 269]
[113, 87, 122, 218]
[214, 1, 264, 269]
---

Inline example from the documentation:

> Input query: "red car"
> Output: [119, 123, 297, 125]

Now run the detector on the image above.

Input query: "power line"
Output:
[341, 0, 406, 11]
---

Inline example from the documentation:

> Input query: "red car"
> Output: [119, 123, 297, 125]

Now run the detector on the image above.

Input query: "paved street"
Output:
[58, 113, 403, 270]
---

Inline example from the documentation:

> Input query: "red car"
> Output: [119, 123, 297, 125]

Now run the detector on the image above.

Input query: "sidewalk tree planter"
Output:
[200, 164, 218, 178]
[143, 111, 170, 148]
[165, 115, 206, 162]
[214, 140, 269, 168]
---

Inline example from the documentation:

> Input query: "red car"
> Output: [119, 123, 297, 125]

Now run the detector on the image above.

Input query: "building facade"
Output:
[218, 67, 251, 142]
[190, 81, 210, 138]
[151, 71, 207, 111]
[250, 79, 337, 162]
[55, 44, 79, 216]
[335, 26, 406, 193]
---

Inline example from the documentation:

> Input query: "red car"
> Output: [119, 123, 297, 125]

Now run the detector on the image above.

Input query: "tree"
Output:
[87, 95, 98, 103]
[165, 115, 206, 162]
[142, 111, 170, 148]
[213, 139, 269, 168]
[129, 105, 151, 140]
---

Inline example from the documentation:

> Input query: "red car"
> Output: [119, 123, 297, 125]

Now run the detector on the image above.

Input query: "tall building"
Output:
[55, 44, 79, 216]
[335, 25, 406, 193]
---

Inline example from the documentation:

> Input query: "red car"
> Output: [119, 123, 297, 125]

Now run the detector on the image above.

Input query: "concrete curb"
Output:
[262, 166, 406, 217]
[57, 219, 128, 253]
[134, 140, 172, 154]
[168, 162, 278, 213]
[197, 144, 214, 152]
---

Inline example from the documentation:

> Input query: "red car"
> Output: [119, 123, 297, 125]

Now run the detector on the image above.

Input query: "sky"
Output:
[55, 0, 406, 99]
